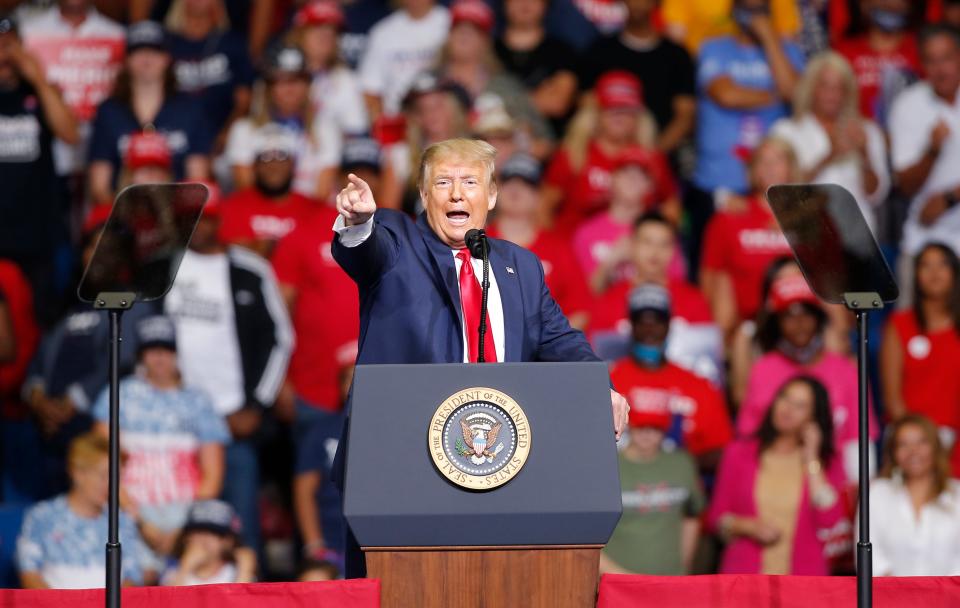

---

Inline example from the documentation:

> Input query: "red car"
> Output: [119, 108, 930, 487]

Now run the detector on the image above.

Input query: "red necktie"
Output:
[457, 248, 497, 363]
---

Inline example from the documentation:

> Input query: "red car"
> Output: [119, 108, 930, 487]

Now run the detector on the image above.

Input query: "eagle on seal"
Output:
[460, 420, 502, 458]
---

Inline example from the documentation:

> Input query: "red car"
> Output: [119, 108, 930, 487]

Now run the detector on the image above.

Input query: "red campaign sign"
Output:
[25, 36, 125, 121]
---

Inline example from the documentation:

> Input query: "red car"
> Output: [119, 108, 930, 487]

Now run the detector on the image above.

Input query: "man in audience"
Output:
[608, 283, 733, 472]
[16, 432, 152, 588]
[579, 0, 696, 155]
[219, 126, 319, 258]
[688, 0, 803, 274]
[164, 196, 293, 551]
[890, 25, 960, 289]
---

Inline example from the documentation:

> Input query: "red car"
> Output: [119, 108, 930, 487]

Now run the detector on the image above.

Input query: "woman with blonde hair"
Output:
[770, 51, 889, 233]
[867, 414, 960, 575]
[541, 70, 672, 236]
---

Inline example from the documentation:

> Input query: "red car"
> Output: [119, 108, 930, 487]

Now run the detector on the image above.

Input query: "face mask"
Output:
[733, 6, 770, 33]
[632, 342, 665, 367]
[870, 9, 908, 33]
[776, 334, 824, 365]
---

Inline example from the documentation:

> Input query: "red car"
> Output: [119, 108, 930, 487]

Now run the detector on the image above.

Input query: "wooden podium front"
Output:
[365, 545, 601, 608]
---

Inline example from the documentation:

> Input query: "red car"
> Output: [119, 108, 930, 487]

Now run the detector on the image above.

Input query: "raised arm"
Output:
[331, 173, 400, 287]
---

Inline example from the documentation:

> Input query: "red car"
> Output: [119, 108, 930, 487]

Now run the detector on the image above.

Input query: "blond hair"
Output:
[792, 51, 860, 121]
[749, 135, 802, 190]
[560, 102, 658, 171]
[68, 432, 111, 471]
[418, 138, 497, 193]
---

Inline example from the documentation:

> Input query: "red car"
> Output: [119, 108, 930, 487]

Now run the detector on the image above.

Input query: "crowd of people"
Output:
[2, 0, 960, 588]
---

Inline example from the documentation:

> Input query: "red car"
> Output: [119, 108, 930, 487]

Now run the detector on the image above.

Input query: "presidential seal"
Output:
[428, 387, 531, 490]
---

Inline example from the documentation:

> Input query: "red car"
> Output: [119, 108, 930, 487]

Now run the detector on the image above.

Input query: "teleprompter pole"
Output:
[856, 310, 872, 608]
[106, 308, 123, 608]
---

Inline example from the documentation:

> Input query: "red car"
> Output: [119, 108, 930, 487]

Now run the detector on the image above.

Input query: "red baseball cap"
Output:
[595, 71, 643, 110]
[294, 1, 345, 28]
[628, 407, 672, 431]
[450, 0, 494, 33]
[613, 145, 657, 173]
[125, 131, 172, 170]
[768, 274, 820, 313]
[82, 204, 113, 236]
[193, 179, 222, 217]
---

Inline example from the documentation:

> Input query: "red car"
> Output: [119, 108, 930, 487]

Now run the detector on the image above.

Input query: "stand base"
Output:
[364, 545, 601, 608]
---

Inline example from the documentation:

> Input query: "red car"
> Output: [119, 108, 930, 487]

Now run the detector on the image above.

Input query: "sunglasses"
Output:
[256, 150, 293, 163]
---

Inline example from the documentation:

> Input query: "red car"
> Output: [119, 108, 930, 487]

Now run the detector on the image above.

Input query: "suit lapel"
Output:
[416, 213, 464, 342]
[488, 239, 523, 363]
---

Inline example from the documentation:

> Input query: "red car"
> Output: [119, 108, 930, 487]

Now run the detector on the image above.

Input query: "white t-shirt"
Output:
[20, 6, 125, 174]
[162, 561, 238, 586]
[889, 81, 960, 255]
[225, 117, 335, 197]
[164, 249, 246, 416]
[358, 6, 450, 116]
[770, 114, 889, 234]
[867, 478, 960, 576]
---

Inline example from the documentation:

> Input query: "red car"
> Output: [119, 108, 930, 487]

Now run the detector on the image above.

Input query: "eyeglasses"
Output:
[256, 150, 293, 163]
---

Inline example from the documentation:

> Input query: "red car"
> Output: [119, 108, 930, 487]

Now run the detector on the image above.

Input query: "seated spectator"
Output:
[117, 130, 175, 190]
[738, 274, 878, 482]
[881, 243, 960, 473]
[600, 407, 704, 575]
[220, 126, 320, 258]
[291, 1, 368, 168]
[294, 421, 348, 568]
[298, 557, 340, 581]
[164, 195, 293, 551]
[436, 0, 554, 159]
[662, 0, 800, 53]
[92, 315, 229, 556]
[708, 376, 847, 575]
[579, 0, 696, 154]
[88, 21, 211, 204]
[471, 97, 521, 172]
[700, 137, 795, 341]
[771, 51, 890, 234]
[224, 44, 333, 198]
[16, 432, 151, 589]
[890, 25, 960, 285]
[487, 154, 592, 328]
[161, 500, 256, 585]
[358, 0, 449, 124]
[609, 284, 733, 471]
[589, 213, 721, 386]
[573, 146, 682, 294]
[869, 414, 960, 576]
[165, 0, 254, 150]
[689, 0, 803, 273]
[495, 0, 578, 134]
[835, 0, 920, 124]
[0, 14, 78, 321]
[542, 71, 662, 235]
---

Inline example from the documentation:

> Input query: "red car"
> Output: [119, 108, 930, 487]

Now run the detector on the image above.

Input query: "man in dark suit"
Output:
[331, 138, 628, 575]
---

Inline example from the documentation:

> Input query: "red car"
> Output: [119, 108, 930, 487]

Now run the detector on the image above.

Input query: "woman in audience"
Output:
[161, 500, 257, 585]
[738, 273, 877, 482]
[709, 376, 847, 575]
[869, 414, 960, 576]
[88, 21, 212, 204]
[881, 243, 960, 472]
[771, 51, 889, 234]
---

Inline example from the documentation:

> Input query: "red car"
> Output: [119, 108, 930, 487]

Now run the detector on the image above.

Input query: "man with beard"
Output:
[219, 125, 318, 259]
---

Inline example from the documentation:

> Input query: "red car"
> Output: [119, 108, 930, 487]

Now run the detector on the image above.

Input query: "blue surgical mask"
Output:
[870, 9, 908, 33]
[632, 342, 665, 367]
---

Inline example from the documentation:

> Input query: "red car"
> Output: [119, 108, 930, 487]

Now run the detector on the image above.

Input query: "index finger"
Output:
[347, 173, 371, 195]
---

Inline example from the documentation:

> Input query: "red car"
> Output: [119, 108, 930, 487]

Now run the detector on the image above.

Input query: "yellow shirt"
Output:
[661, 0, 800, 54]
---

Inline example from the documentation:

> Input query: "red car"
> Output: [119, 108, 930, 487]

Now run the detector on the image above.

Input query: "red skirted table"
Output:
[598, 574, 960, 608]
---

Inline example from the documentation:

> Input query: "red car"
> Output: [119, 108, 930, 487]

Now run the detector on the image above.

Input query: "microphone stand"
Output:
[478, 235, 490, 363]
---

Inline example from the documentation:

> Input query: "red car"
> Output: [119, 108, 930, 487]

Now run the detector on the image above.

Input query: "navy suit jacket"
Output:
[332, 209, 601, 367]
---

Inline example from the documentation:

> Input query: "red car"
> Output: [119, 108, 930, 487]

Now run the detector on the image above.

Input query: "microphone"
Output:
[463, 229, 491, 363]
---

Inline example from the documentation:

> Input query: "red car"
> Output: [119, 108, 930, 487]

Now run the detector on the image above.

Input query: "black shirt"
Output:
[494, 36, 579, 89]
[0, 81, 60, 258]
[578, 35, 695, 131]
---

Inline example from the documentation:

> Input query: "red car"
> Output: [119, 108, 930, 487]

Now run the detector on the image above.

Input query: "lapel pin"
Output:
[506, 266, 515, 274]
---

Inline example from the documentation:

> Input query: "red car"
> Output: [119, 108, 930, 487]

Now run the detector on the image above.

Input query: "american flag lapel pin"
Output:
[506, 266, 515, 274]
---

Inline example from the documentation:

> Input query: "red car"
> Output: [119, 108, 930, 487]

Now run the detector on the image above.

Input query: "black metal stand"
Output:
[96, 293, 134, 608]
[478, 237, 490, 363]
[844, 293, 880, 608]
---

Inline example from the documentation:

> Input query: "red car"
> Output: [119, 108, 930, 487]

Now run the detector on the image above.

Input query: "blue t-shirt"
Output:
[88, 94, 212, 184]
[693, 37, 805, 193]
[168, 29, 255, 133]
[296, 424, 345, 553]
[17, 495, 150, 588]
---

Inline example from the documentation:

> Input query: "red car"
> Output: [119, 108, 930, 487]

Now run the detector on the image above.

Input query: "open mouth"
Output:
[446, 210, 470, 226]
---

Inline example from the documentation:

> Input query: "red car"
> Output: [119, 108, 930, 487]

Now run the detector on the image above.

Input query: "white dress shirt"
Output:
[334, 215, 505, 362]
[865, 477, 960, 576]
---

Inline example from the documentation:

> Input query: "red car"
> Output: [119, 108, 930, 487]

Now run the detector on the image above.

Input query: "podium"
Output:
[343, 362, 622, 608]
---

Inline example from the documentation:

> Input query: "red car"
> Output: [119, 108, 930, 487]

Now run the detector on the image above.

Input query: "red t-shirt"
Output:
[488, 227, 593, 319]
[219, 189, 319, 250]
[588, 278, 713, 339]
[701, 197, 792, 322]
[0, 261, 38, 406]
[835, 35, 921, 121]
[272, 207, 359, 411]
[544, 140, 677, 236]
[610, 358, 733, 456]
[890, 310, 960, 430]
